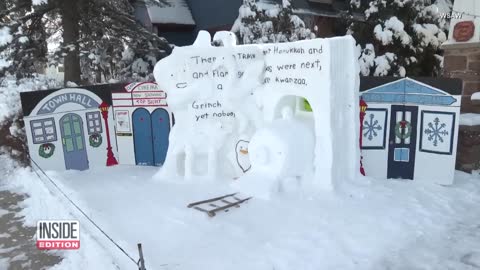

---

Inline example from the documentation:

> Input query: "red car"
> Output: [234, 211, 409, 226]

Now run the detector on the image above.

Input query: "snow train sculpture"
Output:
[153, 31, 360, 194]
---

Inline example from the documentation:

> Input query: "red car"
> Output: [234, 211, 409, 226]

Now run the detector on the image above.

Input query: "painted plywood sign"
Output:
[111, 82, 172, 167]
[360, 77, 462, 185]
[20, 86, 118, 172]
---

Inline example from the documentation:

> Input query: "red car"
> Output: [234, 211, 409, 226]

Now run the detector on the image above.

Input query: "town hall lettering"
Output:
[38, 93, 100, 115]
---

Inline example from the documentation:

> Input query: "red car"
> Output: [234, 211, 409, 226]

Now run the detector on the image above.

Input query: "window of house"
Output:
[30, 118, 57, 144]
[86, 112, 102, 134]
[394, 148, 410, 162]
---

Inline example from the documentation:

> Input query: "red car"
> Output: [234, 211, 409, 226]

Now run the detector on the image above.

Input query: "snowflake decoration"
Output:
[363, 113, 382, 140]
[424, 117, 449, 147]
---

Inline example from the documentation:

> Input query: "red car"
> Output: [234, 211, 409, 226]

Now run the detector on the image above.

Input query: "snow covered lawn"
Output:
[6, 165, 480, 270]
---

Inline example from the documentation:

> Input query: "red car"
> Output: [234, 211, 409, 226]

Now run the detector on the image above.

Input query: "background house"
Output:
[134, 0, 362, 46]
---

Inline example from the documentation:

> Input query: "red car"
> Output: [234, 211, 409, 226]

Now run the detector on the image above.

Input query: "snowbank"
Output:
[21, 164, 480, 270]
[459, 113, 480, 126]
[0, 75, 61, 124]
[0, 155, 133, 270]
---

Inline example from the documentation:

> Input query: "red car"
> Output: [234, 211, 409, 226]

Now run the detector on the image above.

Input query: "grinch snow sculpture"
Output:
[154, 30, 359, 195]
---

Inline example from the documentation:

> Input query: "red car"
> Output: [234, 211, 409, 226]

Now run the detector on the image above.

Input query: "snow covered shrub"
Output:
[347, 0, 452, 77]
[232, 0, 316, 44]
[0, 74, 62, 165]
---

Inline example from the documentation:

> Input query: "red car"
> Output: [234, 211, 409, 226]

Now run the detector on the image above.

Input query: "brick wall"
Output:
[443, 45, 480, 113]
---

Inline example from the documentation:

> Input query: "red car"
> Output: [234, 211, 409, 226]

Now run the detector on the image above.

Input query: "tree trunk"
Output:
[61, 0, 81, 85]
[0, 0, 6, 12]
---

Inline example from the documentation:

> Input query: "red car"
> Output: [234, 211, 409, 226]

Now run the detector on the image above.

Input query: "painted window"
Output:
[420, 111, 455, 155]
[362, 108, 388, 150]
[30, 118, 57, 144]
[86, 112, 102, 134]
[394, 148, 410, 162]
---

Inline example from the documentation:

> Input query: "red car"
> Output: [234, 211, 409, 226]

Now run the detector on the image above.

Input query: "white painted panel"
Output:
[112, 93, 131, 99]
[395, 111, 402, 144]
[113, 107, 136, 165]
[404, 111, 411, 144]
[414, 106, 459, 185]
[420, 110, 455, 154]
[361, 104, 391, 179]
[112, 99, 133, 107]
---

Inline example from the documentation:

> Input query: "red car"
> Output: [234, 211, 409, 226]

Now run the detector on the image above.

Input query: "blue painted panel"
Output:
[365, 80, 406, 94]
[362, 93, 457, 106]
[132, 108, 154, 166]
[60, 113, 89, 171]
[151, 109, 170, 166]
[366, 78, 449, 96]
[405, 80, 446, 95]
[394, 148, 410, 162]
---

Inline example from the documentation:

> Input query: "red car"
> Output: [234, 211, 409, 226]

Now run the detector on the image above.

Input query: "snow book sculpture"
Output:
[153, 30, 360, 198]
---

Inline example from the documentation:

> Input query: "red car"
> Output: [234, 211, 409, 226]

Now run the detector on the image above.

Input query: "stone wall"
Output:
[457, 125, 480, 172]
[443, 44, 480, 113]
[442, 42, 480, 172]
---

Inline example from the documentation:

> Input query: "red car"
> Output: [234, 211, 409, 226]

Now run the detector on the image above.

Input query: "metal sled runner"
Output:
[187, 193, 252, 217]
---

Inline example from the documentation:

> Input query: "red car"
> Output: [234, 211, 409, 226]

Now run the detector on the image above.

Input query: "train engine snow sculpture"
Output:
[153, 30, 359, 196]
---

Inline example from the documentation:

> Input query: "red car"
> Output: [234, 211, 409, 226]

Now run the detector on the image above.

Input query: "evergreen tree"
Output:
[0, 0, 49, 79]
[232, 0, 316, 44]
[0, 0, 171, 84]
[347, 0, 452, 77]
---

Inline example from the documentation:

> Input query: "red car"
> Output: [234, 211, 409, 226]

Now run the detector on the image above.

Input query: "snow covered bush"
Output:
[0, 74, 62, 165]
[232, 0, 316, 44]
[348, 0, 452, 77]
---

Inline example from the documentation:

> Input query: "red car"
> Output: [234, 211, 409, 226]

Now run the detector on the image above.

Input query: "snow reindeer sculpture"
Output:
[153, 31, 265, 179]
[154, 30, 360, 195]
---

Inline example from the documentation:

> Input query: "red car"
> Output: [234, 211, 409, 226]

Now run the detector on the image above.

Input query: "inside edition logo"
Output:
[36, 220, 80, 250]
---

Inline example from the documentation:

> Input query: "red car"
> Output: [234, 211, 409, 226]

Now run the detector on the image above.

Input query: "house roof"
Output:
[360, 77, 462, 106]
[20, 84, 121, 117]
[258, 0, 357, 19]
[360, 77, 463, 95]
[146, 0, 196, 26]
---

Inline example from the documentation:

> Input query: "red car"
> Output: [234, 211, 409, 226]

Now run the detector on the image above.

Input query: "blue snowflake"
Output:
[424, 117, 449, 146]
[363, 113, 382, 140]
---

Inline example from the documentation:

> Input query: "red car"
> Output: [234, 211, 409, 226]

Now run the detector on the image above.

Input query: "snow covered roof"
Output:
[258, 0, 354, 19]
[146, 0, 196, 26]
[360, 77, 462, 95]
[459, 113, 480, 126]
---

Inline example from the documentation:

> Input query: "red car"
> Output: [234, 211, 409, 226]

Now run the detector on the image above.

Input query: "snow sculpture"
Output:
[153, 30, 359, 193]
[153, 31, 265, 179]
[248, 107, 315, 179]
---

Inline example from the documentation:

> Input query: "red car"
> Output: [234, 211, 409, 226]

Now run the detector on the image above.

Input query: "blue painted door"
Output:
[151, 109, 170, 166]
[387, 105, 418, 180]
[60, 113, 89, 171]
[133, 108, 154, 165]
